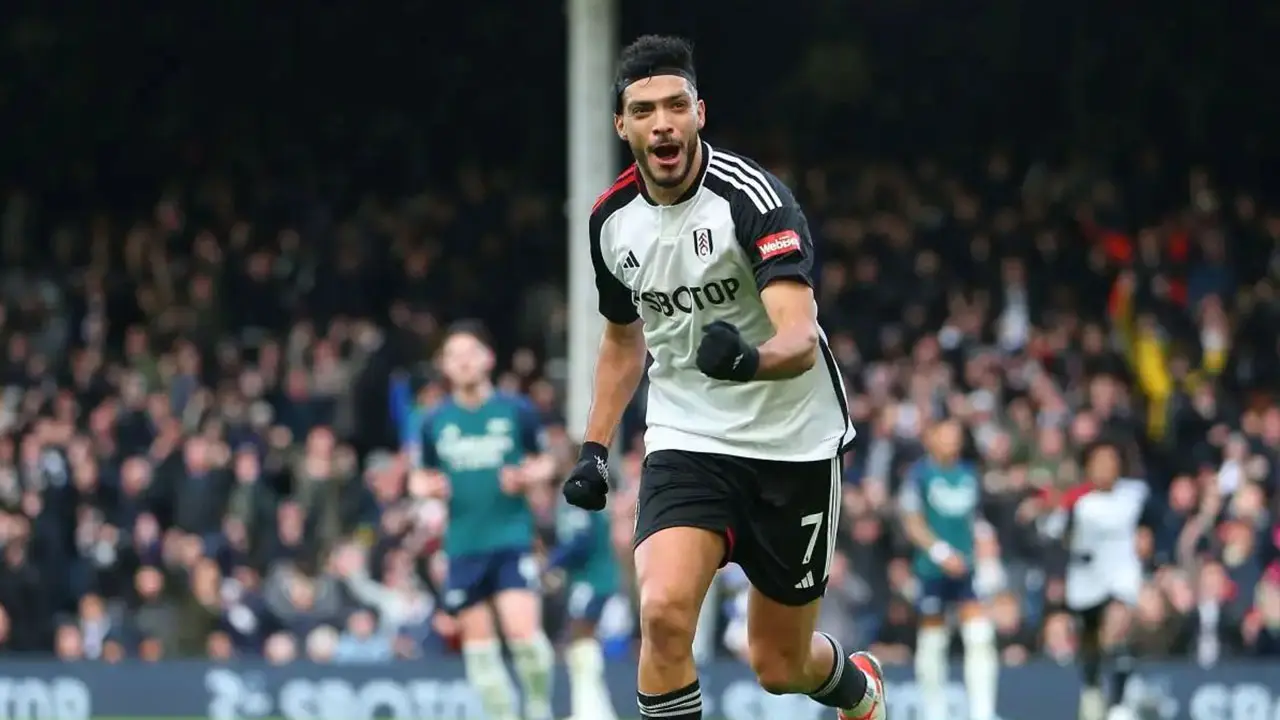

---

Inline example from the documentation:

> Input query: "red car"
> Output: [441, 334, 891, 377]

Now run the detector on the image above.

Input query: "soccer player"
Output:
[416, 321, 557, 720]
[898, 419, 999, 720]
[560, 35, 885, 720]
[1039, 441, 1149, 720]
[547, 495, 622, 720]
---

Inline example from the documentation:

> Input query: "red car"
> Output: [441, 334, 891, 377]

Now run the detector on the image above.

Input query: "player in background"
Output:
[415, 321, 558, 720]
[1035, 441, 1151, 720]
[898, 419, 999, 720]
[546, 494, 623, 720]
[561, 35, 884, 720]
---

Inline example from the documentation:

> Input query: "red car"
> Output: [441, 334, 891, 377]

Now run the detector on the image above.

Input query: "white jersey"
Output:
[1044, 478, 1149, 610]
[590, 142, 853, 461]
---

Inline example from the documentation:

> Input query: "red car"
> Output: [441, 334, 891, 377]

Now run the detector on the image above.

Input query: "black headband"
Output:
[614, 67, 697, 113]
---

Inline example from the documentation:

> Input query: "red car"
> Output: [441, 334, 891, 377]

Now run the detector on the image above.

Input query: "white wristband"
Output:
[928, 541, 954, 564]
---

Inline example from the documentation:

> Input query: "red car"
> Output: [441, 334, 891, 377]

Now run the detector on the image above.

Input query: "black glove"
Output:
[562, 442, 610, 511]
[696, 320, 759, 381]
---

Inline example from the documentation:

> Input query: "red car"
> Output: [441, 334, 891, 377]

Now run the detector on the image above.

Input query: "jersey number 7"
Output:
[800, 512, 823, 566]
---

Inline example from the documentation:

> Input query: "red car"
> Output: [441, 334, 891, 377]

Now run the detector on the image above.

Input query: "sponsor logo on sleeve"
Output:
[755, 231, 801, 260]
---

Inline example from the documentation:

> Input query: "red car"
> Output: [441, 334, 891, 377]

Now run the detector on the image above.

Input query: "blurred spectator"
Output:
[1, 7, 1280, 673]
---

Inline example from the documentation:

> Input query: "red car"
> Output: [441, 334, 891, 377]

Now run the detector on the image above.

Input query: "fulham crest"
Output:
[693, 227, 714, 260]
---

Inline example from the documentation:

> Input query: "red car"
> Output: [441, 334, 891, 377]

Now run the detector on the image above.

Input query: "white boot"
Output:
[1078, 688, 1107, 720]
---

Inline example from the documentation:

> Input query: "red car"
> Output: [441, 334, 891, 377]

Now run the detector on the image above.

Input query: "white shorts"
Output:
[1065, 561, 1141, 611]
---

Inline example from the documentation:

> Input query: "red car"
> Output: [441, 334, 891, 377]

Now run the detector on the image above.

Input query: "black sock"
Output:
[1107, 645, 1134, 707]
[808, 633, 871, 710]
[639, 679, 702, 719]
[1081, 648, 1103, 689]
[1080, 633, 1103, 689]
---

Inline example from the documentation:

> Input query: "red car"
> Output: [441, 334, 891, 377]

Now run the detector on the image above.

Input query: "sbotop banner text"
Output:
[0, 658, 1277, 719]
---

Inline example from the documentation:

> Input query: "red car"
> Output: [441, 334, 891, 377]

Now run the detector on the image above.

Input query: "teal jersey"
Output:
[420, 393, 544, 556]
[550, 501, 619, 596]
[900, 458, 982, 579]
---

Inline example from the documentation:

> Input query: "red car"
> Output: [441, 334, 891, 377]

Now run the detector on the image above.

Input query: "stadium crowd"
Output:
[1, 144, 1279, 668]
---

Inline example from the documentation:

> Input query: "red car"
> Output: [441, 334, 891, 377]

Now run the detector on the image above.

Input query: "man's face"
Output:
[440, 332, 493, 388]
[615, 75, 704, 189]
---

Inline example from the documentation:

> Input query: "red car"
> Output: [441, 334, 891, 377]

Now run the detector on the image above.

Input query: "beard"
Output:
[632, 134, 699, 188]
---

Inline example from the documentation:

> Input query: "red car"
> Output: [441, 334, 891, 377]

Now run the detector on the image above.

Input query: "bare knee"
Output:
[639, 587, 699, 663]
[749, 643, 811, 695]
[493, 589, 541, 642]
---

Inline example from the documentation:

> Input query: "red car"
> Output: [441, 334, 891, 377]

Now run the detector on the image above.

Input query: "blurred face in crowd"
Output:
[1036, 426, 1064, 458]
[1041, 612, 1074, 656]
[348, 609, 376, 638]
[192, 560, 221, 605]
[615, 74, 704, 191]
[1085, 444, 1120, 489]
[233, 450, 259, 482]
[79, 594, 105, 622]
[990, 592, 1021, 633]
[55, 625, 83, 660]
[439, 331, 494, 391]
[1198, 562, 1229, 602]
[1136, 585, 1165, 625]
[1168, 476, 1198, 513]
[207, 632, 234, 660]
[135, 566, 164, 601]
[1262, 408, 1280, 445]
[265, 632, 296, 665]
[929, 420, 963, 463]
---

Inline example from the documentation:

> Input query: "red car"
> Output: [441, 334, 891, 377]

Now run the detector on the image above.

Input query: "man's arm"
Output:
[897, 466, 962, 570]
[410, 413, 450, 499]
[584, 202, 646, 447]
[514, 398, 556, 485]
[756, 280, 819, 379]
[898, 468, 943, 553]
[728, 171, 821, 381]
[583, 320, 647, 447]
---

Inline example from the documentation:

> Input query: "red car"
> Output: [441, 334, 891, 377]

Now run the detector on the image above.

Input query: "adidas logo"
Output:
[794, 571, 815, 590]
[622, 251, 640, 270]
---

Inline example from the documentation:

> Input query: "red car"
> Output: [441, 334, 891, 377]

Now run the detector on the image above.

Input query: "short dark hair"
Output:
[1081, 438, 1123, 469]
[441, 319, 493, 350]
[615, 35, 696, 111]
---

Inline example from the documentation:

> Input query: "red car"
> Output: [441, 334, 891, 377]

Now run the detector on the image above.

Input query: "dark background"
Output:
[6, 1, 1277, 215]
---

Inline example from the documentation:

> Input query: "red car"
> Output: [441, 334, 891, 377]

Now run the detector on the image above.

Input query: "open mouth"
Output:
[651, 143, 682, 168]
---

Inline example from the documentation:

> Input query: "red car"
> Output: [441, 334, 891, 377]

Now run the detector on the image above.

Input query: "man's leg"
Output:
[634, 526, 722, 719]
[739, 456, 882, 718]
[1100, 601, 1135, 713]
[564, 587, 618, 720]
[1076, 603, 1108, 720]
[744, 588, 882, 718]
[457, 604, 521, 720]
[631, 449, 740, 720]
[493, 553, 555, 720]
[958, 600, 998, 720]
[914, 612, 950, 720]
[450, 554, 520, 720]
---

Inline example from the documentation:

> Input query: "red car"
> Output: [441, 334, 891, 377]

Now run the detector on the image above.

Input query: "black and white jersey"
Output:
[590, 142, 854, 462]
[1041, 478, 1149, 609]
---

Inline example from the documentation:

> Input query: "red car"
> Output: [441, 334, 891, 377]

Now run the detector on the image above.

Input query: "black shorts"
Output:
[633, 449, 842, 606]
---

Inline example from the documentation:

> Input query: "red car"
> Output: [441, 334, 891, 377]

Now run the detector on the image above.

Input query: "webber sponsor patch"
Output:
[756, 231, 801, 260]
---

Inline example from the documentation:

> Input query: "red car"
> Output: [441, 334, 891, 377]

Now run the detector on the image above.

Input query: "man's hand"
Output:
[940, 554, 968, 578]
[696, 321, 759, 382]
[409, 469, 450, 500]
[499, 466, 527, 495]
[562, 442, 610, 511]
